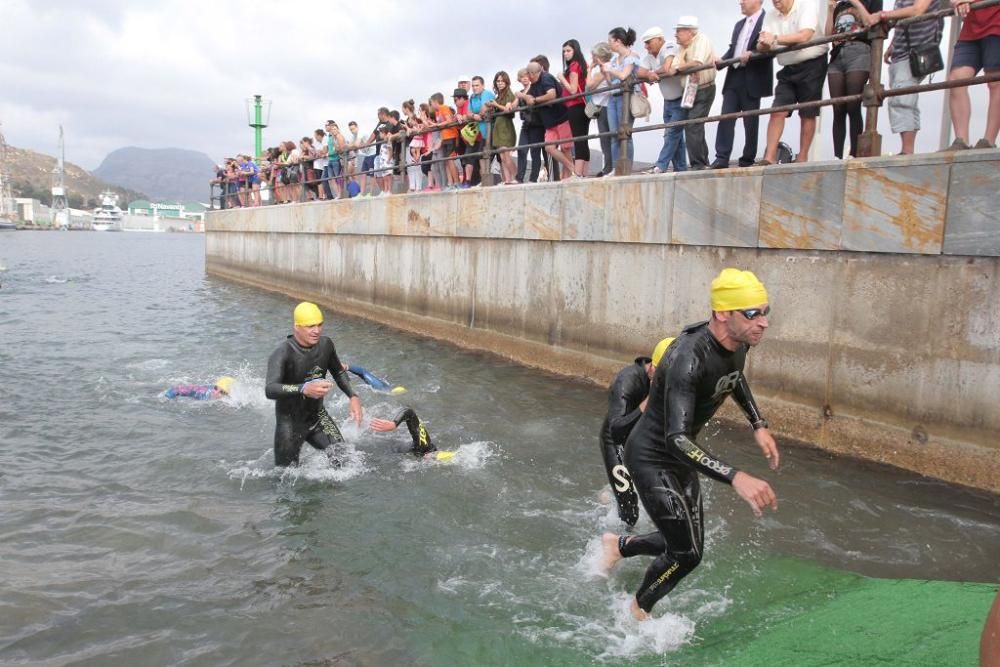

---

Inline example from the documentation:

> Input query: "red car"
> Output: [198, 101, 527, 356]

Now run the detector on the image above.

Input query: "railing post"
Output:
[615, 83, 633, 176]
[858, 25, 886, 157]
[393, 132, 409, 194]
[481, 114, 494, 187]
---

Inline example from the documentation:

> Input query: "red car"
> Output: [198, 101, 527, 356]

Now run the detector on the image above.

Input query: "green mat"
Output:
[674, 559, 996, 666]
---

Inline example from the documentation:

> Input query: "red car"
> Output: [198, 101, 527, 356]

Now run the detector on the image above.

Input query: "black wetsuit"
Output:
[265, 335, 356, 467]
[387, 408, 437, 457]
[623, 321, 766, 613]
[599, 357, 651, 527]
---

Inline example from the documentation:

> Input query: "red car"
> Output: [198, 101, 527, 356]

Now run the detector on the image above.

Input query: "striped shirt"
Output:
[890, 0, 943, 63]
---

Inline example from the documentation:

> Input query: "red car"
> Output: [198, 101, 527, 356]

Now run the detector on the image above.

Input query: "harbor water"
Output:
[1, 232, 997, 666]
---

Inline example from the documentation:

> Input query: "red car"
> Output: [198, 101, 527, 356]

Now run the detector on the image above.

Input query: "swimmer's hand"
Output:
[349, 396, 363, 426]
[370, 417, 398, 432]
[732, 471, 778, 518]
[754, 428, 780, 470]
[302, 380, 332, 398]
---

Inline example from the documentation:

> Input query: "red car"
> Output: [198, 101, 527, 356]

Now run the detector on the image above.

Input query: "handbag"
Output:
[630, 91, 651, 119]
[905, 21, 943, 79]
[460, 122, 480, 146]
[584, 99, 601, 119]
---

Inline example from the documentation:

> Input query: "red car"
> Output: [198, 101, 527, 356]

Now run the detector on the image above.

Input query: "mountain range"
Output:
[5, 145, 147, 209]
[93, 147, 216, 203]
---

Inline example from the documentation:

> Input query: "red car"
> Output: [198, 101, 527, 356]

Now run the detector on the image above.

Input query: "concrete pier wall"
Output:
[206, 151, 1000, 492]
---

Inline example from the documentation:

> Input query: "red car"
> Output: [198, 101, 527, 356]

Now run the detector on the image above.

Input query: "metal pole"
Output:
[615, 86, 632, 176]
[394, 131, 409, 194]
[939, 14, 961, 150]
[857, 26, 886, 157]
[254, 95, 263, 160]
[482, 114, 494, 187]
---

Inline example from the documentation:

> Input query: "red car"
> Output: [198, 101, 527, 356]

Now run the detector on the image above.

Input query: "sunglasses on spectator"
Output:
[736, 306, 771, 320]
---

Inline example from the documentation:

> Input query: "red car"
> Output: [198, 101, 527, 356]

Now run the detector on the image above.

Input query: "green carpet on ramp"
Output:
[671, 558, 996, 666]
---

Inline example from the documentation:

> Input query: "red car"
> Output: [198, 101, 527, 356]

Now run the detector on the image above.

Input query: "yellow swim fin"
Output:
[434, 451, 457, 461]
[391, 386, 407, 395]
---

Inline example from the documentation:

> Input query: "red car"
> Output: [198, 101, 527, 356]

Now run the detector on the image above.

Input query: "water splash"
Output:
[225, 444, 370, 490]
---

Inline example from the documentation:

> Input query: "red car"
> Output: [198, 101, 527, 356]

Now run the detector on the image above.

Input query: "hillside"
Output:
[93, 147, 216, 203]
[6, 145, 147, 209]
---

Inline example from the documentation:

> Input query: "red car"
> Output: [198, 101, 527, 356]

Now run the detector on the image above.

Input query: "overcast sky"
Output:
[1, 0, 987, 171]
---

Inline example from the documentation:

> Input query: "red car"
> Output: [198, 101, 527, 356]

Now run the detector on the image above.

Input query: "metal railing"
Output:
[210, 0, 999, 208]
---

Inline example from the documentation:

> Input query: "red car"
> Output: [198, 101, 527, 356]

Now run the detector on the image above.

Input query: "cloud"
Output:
[0, 0, 988, 172]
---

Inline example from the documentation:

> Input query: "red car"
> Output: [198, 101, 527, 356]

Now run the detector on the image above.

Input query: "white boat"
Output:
[91, 191, 123, 231]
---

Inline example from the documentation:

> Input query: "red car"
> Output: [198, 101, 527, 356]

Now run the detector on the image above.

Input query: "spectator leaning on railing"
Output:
[866, 0, 941, 155]
[603, 26, 642, 170]
[758, 0, 831, 165]
[487, 71, 518, 185]
[946, 0, 1000, 150]
[587, 42, 616, 177]
[713, 0, 774, 169]
[638, 26, 688, 173]
[514, 68, 545, 183]
[827, 0, 883, 160]
[520, 61, 579, 181]
[673, 16, 718, 170]
[558, 39, 592, 178]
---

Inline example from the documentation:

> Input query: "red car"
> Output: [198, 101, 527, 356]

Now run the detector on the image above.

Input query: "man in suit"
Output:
[712, 0, 775, 168]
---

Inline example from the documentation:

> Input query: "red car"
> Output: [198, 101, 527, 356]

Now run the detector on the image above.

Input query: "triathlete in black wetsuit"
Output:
[601, 269, 779, 620]
[370, 408, 456, 461]
[599, 337, 675, 527]
[265, 302, 363, 467]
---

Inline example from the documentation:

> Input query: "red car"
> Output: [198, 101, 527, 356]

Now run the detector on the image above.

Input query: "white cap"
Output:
[676, 15, 699, 29]
[641, 26, 665, 42]
[457, 74, 472, 83]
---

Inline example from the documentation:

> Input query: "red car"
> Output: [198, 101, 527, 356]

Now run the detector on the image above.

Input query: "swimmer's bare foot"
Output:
[599, 532, 623, 574]
[630, 598, 650, 621]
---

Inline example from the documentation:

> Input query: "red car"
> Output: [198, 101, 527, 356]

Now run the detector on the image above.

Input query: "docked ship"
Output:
[91, 191, 123, 231]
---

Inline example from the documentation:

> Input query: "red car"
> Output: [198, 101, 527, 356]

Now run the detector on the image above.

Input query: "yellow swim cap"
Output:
[214, 376, 235, 394]
[434, 451, 457, 461]
[651, 337, 676, 367]
[293, 302, 323, 327]
[710, 268, 769, 311]
[390, 386, 407, 395]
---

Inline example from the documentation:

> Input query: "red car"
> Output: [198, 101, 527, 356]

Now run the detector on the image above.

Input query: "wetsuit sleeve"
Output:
[328, 345, 356, 399]
[348, 365, 391, 391]
[265, 345, 302, 399]
[732, 374, 765, 426]
[394, 408, 436, 456]
[607, 372, 645, 443]
[663, 357, 738, 484]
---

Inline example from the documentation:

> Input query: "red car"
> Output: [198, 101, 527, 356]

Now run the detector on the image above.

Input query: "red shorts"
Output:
[544, 121, 573, 151]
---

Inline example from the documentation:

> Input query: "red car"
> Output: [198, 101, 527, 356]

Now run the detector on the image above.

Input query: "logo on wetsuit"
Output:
[711, 371, 742, 400]
[651, 561, 680, 590]
[685, 444, 733, 477]
[611, 464, 633, 493]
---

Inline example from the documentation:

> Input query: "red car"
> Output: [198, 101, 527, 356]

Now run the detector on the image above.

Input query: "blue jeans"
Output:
[607, 95, 634, 168]
[656, 98, 688, 172]
[322, 161, 342, 198]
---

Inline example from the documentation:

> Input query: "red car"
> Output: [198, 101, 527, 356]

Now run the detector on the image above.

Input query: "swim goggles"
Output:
[736, 306, 771, 320]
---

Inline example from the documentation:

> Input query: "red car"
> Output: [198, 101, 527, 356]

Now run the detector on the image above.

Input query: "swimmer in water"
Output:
[164, 376, 235, 400]
[370, 408, 456, 461]
[341, 363, 407, 394]
[264, 302, 363, 467]
[600, 268, 779, 620]
[599, 337, 676, 527]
